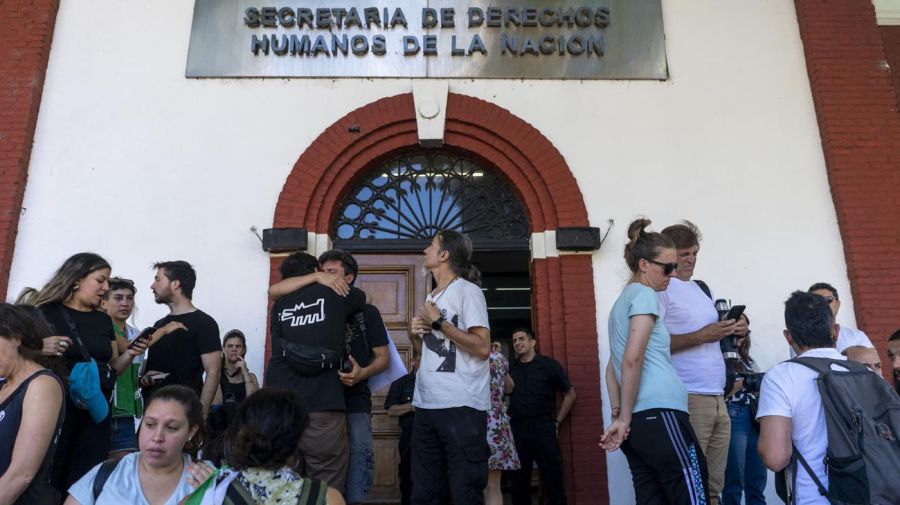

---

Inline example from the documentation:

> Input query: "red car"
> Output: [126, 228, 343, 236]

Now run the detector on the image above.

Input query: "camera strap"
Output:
[693, 279, 713, 300]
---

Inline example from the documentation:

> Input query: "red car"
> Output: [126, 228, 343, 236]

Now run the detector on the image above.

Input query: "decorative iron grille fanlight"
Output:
[333, 151, 530, 246]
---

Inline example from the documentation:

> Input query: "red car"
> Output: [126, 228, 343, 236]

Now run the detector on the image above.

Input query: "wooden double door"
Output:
[354, 253, 428, 503]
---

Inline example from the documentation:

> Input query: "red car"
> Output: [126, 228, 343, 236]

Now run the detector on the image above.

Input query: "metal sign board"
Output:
[186, 0, 667, 79]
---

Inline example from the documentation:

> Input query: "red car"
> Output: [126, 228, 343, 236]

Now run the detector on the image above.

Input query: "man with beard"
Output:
[141, 260, 221, 419]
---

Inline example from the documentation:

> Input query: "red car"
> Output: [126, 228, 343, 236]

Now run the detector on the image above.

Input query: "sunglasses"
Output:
[646, 259, 678, 275]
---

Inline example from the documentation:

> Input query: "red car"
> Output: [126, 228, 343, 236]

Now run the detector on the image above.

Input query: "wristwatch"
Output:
[431, 317, 445, 332]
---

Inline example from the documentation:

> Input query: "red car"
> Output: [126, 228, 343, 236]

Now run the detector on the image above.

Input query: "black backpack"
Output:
[783, 357, 900, 505]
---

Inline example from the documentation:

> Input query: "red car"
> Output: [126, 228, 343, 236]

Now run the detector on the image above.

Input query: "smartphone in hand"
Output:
[127, 327, 154, 351]
[724, 305, 746, 322]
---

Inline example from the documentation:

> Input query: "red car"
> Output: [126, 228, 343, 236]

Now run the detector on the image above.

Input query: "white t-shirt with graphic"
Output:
[414, 278, 490, 411]
[756, 347, 846, 505]
[658, 278, 725, 395]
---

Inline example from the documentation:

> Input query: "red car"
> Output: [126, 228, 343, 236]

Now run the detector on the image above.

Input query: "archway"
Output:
[271, 93, 606, 504]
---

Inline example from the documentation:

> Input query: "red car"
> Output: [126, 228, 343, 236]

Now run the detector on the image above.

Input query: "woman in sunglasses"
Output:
[600, 219, 710, 505]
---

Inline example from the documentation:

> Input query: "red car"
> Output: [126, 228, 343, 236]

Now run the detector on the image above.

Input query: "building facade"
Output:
[3, 0, 900, 503]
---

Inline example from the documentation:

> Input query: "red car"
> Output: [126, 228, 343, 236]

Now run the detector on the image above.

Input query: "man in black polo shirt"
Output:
[265, 252, 365, 494]
[508, 327, 577, 505]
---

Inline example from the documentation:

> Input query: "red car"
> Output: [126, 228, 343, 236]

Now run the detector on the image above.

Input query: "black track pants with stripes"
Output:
[621, 408, 711, 505]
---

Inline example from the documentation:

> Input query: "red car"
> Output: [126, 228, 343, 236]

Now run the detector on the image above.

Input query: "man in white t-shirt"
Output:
[807, 282, 874, 354]
[757, 291, 844, 505]
[410, 230, 491, 505]
[658, 221, 748, 505]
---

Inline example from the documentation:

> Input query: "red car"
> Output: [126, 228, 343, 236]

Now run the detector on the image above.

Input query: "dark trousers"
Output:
[621, 409, 711, 505]
[411, 407, 488, 505]
[510, 417, 567, 505]
[399, 429, 412, 505]
[51, 397, 111, 498]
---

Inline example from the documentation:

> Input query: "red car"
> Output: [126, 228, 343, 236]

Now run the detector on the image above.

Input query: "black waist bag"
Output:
[279, 338, 340, 376]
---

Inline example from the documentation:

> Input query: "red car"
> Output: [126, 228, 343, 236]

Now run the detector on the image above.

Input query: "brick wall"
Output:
[0, 0, 60, 295]
[793, 1, 900, 362]
[881, 26, 900, 110]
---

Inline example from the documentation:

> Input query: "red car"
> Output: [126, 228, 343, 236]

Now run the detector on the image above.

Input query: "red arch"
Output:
[272, 93, 606, 504]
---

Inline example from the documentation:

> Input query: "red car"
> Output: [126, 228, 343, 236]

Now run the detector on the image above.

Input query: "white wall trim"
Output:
[874, 0, 900, 25]
[530, 231, 560, 259]
[412, 80, 449, 146]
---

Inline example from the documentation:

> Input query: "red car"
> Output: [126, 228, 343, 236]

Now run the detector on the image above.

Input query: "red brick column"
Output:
[274, 93, 607, 503]
[0, 0, 60, 294]
[794, 0, 900, 354]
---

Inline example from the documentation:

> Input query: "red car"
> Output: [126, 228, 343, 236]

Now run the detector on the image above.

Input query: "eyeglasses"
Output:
[646, 259, 678, 275]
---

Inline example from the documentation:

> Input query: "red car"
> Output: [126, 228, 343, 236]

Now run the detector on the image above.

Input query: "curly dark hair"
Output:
[223, 389, 310, 470]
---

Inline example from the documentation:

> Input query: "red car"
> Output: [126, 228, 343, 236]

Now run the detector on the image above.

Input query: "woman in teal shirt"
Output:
[601, 219, 710, 505]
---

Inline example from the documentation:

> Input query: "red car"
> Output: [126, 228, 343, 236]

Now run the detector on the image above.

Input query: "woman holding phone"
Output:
[18, 253, 149, 494]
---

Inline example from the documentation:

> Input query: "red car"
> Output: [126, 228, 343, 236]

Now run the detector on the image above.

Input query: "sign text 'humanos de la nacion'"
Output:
[186, 0, 667, 79]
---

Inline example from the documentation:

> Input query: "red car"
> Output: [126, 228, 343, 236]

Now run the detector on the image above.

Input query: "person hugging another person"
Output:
[601, 219, 709, 505]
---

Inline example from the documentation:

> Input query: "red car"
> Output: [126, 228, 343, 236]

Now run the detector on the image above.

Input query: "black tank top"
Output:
[222, 379, 247, 405]
[0, 369, 65, 504]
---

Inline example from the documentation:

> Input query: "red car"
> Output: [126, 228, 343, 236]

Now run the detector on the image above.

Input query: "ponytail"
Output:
[436, 230, 482, 287]
[623, 218, 674, 273]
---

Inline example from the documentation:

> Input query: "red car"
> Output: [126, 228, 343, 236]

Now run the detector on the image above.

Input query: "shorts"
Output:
[109, 416, 138, 453]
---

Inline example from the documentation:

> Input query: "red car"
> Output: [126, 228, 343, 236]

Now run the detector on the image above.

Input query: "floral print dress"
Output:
[487, 350, 520, 470]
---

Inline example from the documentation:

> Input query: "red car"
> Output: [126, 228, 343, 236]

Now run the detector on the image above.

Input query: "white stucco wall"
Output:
[9, 0, 857, 503]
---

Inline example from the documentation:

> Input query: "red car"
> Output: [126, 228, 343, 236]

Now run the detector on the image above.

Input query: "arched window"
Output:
[333, 150, 530, 251]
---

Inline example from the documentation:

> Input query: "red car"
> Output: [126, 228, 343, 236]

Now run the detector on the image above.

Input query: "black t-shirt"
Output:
[41, 303, 115, 372]
[345, 304, 390, 414]
[508, 354, 572, 421]
[384, 372, 416, 432]
[266, 284, 364, 413]
[144, 309, 221, 396]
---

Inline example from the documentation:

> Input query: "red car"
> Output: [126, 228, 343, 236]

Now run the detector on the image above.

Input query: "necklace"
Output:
[429, 276, 459, 304]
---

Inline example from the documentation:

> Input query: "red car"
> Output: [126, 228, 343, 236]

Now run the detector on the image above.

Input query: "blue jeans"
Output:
[109, 416, 138, 453]
[346, 412, 374, 503]
[722, 403, 766, 505]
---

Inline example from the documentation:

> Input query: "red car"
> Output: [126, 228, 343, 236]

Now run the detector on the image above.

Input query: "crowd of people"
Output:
[0, 224, 897, 505]
[600, 219, 900, 505]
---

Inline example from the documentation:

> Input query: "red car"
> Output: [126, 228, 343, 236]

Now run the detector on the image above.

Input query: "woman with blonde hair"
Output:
[19, 252, 149, 494]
